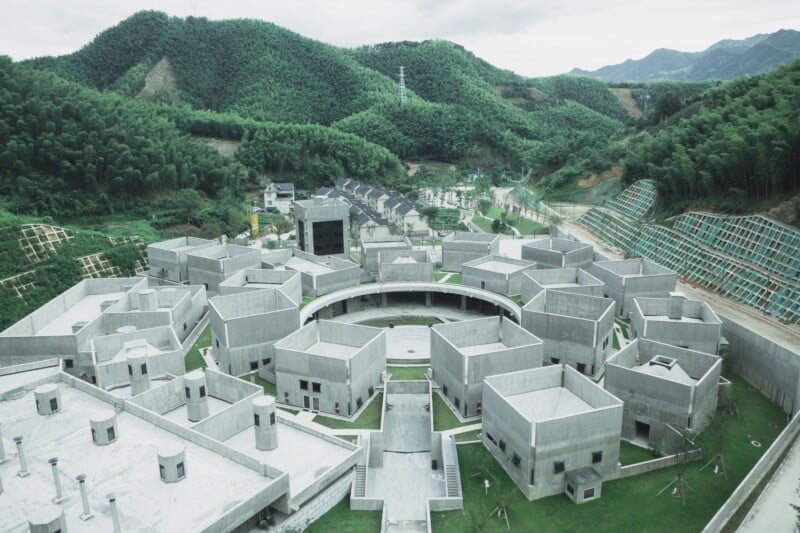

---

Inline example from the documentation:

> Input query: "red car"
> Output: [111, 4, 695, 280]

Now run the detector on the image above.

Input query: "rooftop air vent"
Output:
[649, 355, 677, 370]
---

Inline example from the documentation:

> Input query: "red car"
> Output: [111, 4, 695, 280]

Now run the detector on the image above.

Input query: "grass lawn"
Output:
[184, 324, 210, 372]
[430, 375, 787, 533]
[612, 330, 621, 350]
[619, 440, 657, 465]
[314, 392, 383, 429]
[471, 213, 513, 235]
[388, 365, 428, 380]
[359, 316, 442, 327]
[238, 373, 277, 396]
[433, 393, 474, 431]
[615, 319, 630, 339]
[445, 273, 462, 284]
[434, 271, 448, 281]
[511, 216, 548, 236]
[304, 497, 381, 533]
[509, 294, 523, 305]
[300, 297, 315, 309]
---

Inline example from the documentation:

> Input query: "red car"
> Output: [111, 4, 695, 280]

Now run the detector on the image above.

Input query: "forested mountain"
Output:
[621, 61, 800, 212]
[22, 11, 631, 180]
[572, 29, 800, 82]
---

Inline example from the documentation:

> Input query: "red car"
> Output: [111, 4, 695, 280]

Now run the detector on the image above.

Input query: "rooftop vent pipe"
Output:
[14, 436, 29, 478]
[0, 422, 9, 464]
[48, 457, 64, 503]
[76, 474, 93, 520]
[108, 493, 121, 533]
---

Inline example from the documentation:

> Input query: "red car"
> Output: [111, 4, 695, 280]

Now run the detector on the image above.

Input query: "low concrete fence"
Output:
[702, 412, 800, 532]
[617, 449, 703, 479]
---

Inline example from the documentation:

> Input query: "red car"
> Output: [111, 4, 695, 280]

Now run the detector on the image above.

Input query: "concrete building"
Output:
[521, 267, 605, 304]
[285, 250, 361, 298]
[147, 236, 216, 283]
[361, 235, 412, 275]
[461, 255, 537, 296]
[0, 277, 206, 385]
[441, 232, 500, 272]
[275, 320, 385, 416]
[187, 244, 261, 295]
[482, 366, 622, 502]
[378, 249, 433, 283]
[590, 259, 677, 318]
[431, 317, 543, 417]
[522, 291, 616, 378]
[208, 288, 301, 376]
[629, 293, 722, 355]
[219, 268, 303, 306]
[294, 197, 351, 256]
[0, 360, 360, 532]
[264, 182, 295, 214]
[521, 238, 594, 269]
[605, 339, 722, 446]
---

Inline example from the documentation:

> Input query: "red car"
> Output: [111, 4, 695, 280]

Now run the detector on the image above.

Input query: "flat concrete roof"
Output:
[0, 365, 60, 396]
[36, 292, 125, 336]
[507, 387, 593, 426]
[0, 383, 270, 532]
[645, 314, 705, 324]
[224, 412, 352, 498]
[545, 282, 581, 289]
[391, 256, 420, 264]
[304, 340, 359, 360]
[633, 360, 695, 384]
[364, 241, 411, 249]
[472, 260, 527, 275]
[286, 256, 334, 275]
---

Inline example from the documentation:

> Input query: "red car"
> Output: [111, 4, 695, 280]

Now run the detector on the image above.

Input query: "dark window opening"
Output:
[530, 468, 535, 485]
[442, 384, 448, 396]
[177, 462, 185, 478]
[49, 398, 58, 411]
[550, 357, 560, 364]
[216, 339, 220, 348]
[499, 440, 506, 452]
[183, 322, 188, 331]
[312, 220, 345, 255]
[185, 387, 191, 399]
[454, 397, 460, 409]
[261, 358, 272, 366]
[592, 451, 602, 464]
[91, 428, 97, 442]
[141, 363, 147, 375]
[250, 361, 258, 371]
[356, 397, 363, 409]
[554, 461, 565, 474]
[577, 363, 587, 374]
[127, 364, 132, 376]
[511, 453, 521, 467]
[254, 413, 260, 427]
[368, 386, 374, 397]
[300, 380, 309, 390]
[567, 483, 575, 495]
[486, 432, 497, 445]
[584, 488, 596, 499]
[312, 382, 321, 393]
[65, 359, 74, 369]
[107, 427, 116, 441]
[199, 385, 206, 398]
[270, 412, 276, 425]
[159, 464, 166, 480]
[477, 402, 482, 414]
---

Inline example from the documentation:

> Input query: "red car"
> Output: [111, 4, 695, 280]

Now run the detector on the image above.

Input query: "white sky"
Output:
[1, 0, 798, 77]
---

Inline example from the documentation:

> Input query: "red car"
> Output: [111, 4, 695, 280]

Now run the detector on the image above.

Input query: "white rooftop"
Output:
[304, 340, 359, 360]
[286, 256, 334, 275]
[0, 382, 271, 533]
[472, 260, 527, 275]
[459, 341, 509, 356]
[506, 387, 593, 431]
[36, 292, 125, 336]
[633, 360, 696, 384]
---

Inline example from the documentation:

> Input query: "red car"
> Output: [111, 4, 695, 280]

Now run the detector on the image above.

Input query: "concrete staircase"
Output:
[353, 465, 367, 498]
[387, 520, 428, 533]
[445, 464, 459, 497]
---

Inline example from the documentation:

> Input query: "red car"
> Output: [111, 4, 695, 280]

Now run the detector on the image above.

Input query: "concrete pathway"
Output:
[438, 273, 454, 284]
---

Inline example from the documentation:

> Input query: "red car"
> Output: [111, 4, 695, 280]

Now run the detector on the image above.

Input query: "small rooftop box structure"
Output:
[630, 293, 722, 355]
[285, 250, 360, 298]
[218, 268, 302, 306]
[441, 232, 500, 273]
[589, 259, 677, 318]
[461, 255, 537, 296]
[520, 267, 605, 304]
[361, 235, 412, 275]
[378, 249, 433, 283]
[521, 238, 594, 270]
[147, 236, 216, 283]
[187, 244, 261, 295]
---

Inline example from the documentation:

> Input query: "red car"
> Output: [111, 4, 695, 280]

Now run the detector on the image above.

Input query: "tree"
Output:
[174, 188, 204, 225]
[421, 206, 439, 225]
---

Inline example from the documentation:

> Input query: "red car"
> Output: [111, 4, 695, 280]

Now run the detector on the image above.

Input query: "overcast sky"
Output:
[1, 0, 799, 77]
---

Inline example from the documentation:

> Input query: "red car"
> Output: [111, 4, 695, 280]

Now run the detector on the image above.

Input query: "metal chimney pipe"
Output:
[108, 492, 121, 532]
[76, 474, 93, 520]
[14, 436, 29, 477]
[0, 422, 8, 464]
[49, 457, 64, 503]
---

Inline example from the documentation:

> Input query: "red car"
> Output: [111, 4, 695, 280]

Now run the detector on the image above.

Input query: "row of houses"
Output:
[331, 178, 431, 236]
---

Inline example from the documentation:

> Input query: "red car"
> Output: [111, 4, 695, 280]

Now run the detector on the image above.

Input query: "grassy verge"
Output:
[300, 297, 315, 309]
[314, 392, 383, 429]
[509, 294, 523, 305]
[305, 497, 382, 533]
[619, 440, 657, 465]
[455, 429, 483, 442]
[445, 273, 462, 284]
[184, 324, 210, 372]
[359, 316, 442, 327]
[430, 375, 787, 533]
[388, 365, 428, 380]
[433, 393, 474, 431]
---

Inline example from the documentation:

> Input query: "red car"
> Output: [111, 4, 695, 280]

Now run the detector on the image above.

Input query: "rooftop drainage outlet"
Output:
[408, 349, 415, 354]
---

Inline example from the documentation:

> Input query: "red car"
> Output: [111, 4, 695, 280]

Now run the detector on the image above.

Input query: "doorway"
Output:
[635, 421, 650, 441]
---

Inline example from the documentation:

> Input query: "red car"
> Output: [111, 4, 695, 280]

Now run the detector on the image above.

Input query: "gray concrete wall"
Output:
[378, 249, 432, 283]
[631, 298, 721, 355]
[361, 237, 411, 274]
[520, 268, 605, 304]
[590, 259, 677, 317]
[219, 269, 302, 306]
[441, 233, 499, 272]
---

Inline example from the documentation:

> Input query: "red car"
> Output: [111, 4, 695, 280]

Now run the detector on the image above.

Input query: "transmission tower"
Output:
[398, 66, 407, 106]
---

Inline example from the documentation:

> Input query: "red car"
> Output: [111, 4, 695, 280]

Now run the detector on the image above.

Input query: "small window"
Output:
[550, 357, 560, 364]
[592, 451, 602, 464]
[159, 464, 166, 480]
[499, 440, 506, 452]
[261, 358, 272, 366]
[107, 427, 116, 441]
[204, 283, 209, 290]
[584, 488, 596, 499]
[199, 385, 206, 398]
[65, 359, 74, 369]
[368, 386, 374, 396]
[90, 375, 96, 384]
[49, 398, 58, 411]
[577, 363, 587, 374]
[254, 413, 260, 427]
[477, 402, 482, 414]
[300, 380, 309, 390]
[356, 397, 363, 408]
[216, 339, 220, 348]
[530, 468, 535, 485]
[567, 483, 575, 495]
[185, 387, 191, 399]
[127, 364, 133, 376]
[442, 384, 448, 396]
[312, 382, 321, 393]
[250, 361, 258, 371]
[176, 462, 185, 478]
[511, 453, 521, 467]
[270, 412, 276, 425]
[554, 461, 565, 474]
[141, 363, 147, 375]
[91, 428, 97, 442]
[486, 432, 496, 445]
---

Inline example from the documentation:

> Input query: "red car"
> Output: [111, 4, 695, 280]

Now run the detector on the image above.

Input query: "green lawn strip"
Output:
[510, 216, 548, 235]
[430, 376, 787, 533]
[612, 331, 621, 350]
[509, 294, 523, 305]
[445, 273, 462, 284]
[300, 297, 315, 309]
[615, 319, 630, 339]
[619, 440, 657, 465]
[388, 365, 428, 380]
[434, 271, 448, 281]
[433, 393, 474, 431]
[314, 392, 383, 429]
[455, 429, 483, 442]
[336, 434, 360, 443]
[470, 213, 495, 233]
[305, 497, 382, 533]
[184, 323, 210, 372]
[359, 316, 442, 327]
